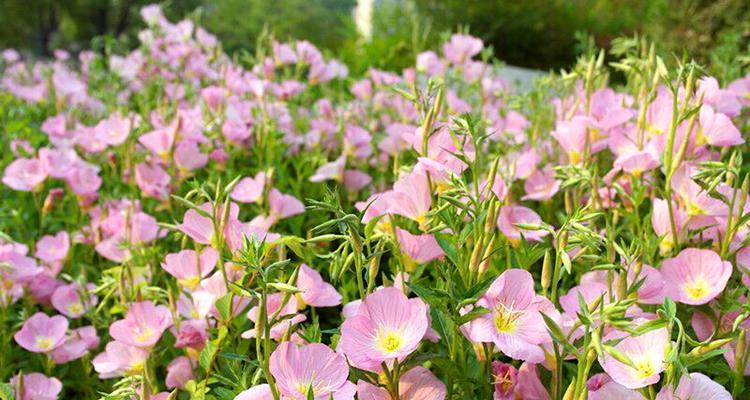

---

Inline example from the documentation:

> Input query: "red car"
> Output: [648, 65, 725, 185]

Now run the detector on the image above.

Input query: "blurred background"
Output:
[1, 0, 749, 78]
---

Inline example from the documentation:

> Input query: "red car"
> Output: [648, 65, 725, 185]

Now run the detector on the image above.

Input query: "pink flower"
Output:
[269, 341, 355, 399]
[11, 373, 62, 400]
[268, 188, 305, 222]
[135, 162, 171, 200]
[65, 161, 101, 197]
[467, 269, 554, 363]
[95, 113, 132, 146]
[14, 312, 68, 353]
[587, 373, 645, 400]
[231, 172, 267, 203]
[395, 228, 445, 266]
[522, 166, 560, 201]
[50, 325, 99, 364]
[598, 328, 668, 389]
[139, 122, 177, 159]
[492, 362, 550, 400]
[660, 248, 732, 305]
[551, 116, 590, 164]
[35, 231, 70, 265]
[340, 287, 429, 372]
[497, 206, 549, 243]
[51, 282, 97, 318]
[242, 293, 306, 340]
[174, 140, 209, 171]
[310, 155, 345, 183]
[443, 34, 483, 65]
[166, 356, 194, 390]
[356, 366, 446, 400]
[655, 372, 730, 400]
[386, 171, 431, 227]
[297, 264, 342, 308]
[92, 340, 150, 378]
[3, 158, 48, 191]
[162, 248, 218, 289]
[109, 301, 173, 348]
[697, 105, 743, 147]
[235, 385, 274, 400]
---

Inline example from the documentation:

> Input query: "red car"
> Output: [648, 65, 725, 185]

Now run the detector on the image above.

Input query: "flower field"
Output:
[3, 4, 750, 400]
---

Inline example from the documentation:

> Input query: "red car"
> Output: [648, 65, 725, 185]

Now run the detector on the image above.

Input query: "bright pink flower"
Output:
[468, 269, 553, 362]
[92, 340, 150, 378]
[51, 282, 97, 318]
[35, 231, 70, 265]
[497, 206, 549, 243]
[655, 372, 730, 400]
[3, 158, 48, 191]
[599, 328, 668, 389]
[697, 105, 743, 147]
[660, 248, 731, 305]
[297, 264, 342, 308]
[269, 341, 355, 399]
[109, 300, 173, 348]
[178, 202, 239, 245]
[38, 147, 80, 179]
[340, 287, 429, 372]
[162, 248, 218, 289]
[14, 312, 68, 353]
[231, 172, 267, 203]
[395, 228, 445, 265]
[11, 372, 62, 400]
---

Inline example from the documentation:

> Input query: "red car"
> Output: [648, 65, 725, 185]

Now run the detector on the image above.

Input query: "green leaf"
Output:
[216, 294, 233, 321]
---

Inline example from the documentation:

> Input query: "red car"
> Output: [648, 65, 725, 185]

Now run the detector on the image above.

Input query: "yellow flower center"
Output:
[135, 327, 154, 344]
[377, 331, 403, 353]
[35, 337, 54, 351]
[684, 278, 710, 301]
[178, 276, 201, 290]
[494, 309, 521, 334]
[633, 359, 655, 379]
[68, 302, 84, 315]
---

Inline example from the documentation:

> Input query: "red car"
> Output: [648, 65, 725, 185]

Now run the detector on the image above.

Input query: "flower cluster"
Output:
[1, 3, 750, 399]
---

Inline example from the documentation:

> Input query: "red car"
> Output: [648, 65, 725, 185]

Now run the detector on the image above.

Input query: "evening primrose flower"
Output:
[355, 366, 446, 400]
[339, 287, 429, 372]
[109, 301, 173, 348]
[92, 340, 150, 378]
[587, 373, 645, 400]
[386, 171, 432, 229]
[50, 282, 97, 318]
[468, 269, 554, 363]
[161, 248, 218, 289]
[10, 372, 62, 400]
[395, 228, 445, 270]
[14, 312, 68, 353]
[492, 362, 550, 400]
[269, 342, 355, 400]
[296, 264, 342, 308]
[660, 248, 732, 305]
[497, 205, 549, 244]
[655, 372, 731, 400]
[230, 172, 267, 203]
[599, 328, 669, 389]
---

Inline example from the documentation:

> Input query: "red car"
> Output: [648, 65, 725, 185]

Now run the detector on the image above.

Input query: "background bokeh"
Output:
[0, 0, 749, 77]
